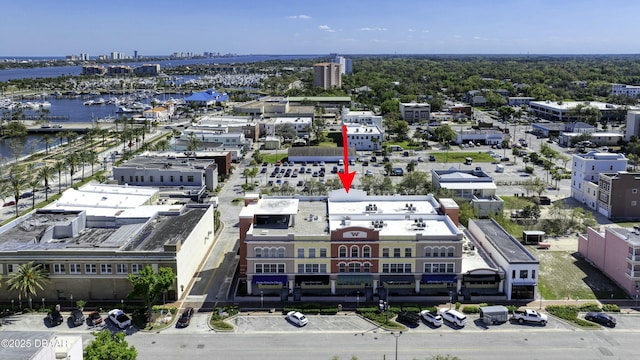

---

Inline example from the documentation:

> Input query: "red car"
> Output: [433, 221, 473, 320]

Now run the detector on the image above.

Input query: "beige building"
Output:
[0, 184, 215, 303]
[313, 62, 342, 89]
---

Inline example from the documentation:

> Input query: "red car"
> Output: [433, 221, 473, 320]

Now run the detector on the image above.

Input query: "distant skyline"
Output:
[3, 0, 640, 57]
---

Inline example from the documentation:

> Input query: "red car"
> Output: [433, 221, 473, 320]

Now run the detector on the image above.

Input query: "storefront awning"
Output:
[422, 274, 458, 284]
[295, 275, 330, 285]
[252, 275, 288, 285]
[337, 274, 373, 286]
[380, 275, 415, 285]
[463, 274, 500, 282]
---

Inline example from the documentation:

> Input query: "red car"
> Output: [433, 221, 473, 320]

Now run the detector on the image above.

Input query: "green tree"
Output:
[7, 167, 27, 217]
[433, 124, 456, 145]
[53, 160, 65, 194]
[7, 262, 50, 308]
[84, 330, 137, 360]
[396, 171, 429, 195]
[127, 265, 175, 322]
[252, 149, 264, 164]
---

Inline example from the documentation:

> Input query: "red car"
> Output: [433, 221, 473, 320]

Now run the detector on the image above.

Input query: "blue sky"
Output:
[3, 0, 639, 57]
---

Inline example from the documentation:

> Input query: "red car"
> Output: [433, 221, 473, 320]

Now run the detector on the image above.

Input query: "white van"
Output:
[496, 164, 504, 173]
[438, 309, 467, 328]
[338, 159, 344, 166]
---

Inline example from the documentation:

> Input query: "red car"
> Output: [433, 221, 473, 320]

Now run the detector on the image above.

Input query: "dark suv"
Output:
[70, 309, 85, 327]
[176, 307, 194, 328]
[47, 310, 63, 327]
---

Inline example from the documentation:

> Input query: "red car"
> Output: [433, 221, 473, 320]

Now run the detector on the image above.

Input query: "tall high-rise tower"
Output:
[313, 62, 342, 89]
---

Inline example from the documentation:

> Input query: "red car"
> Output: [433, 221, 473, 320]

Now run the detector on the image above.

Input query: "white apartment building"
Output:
[612, 83, 640, 98]
[263, 117, 312, 138]
[345, 123, 383, 151]
[571, 151, 627, 205]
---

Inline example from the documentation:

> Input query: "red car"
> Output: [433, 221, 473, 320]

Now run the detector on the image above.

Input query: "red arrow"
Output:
[338, 124, 356, 192]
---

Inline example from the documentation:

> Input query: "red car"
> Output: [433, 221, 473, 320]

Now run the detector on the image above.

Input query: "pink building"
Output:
[578, 227, 640, 298]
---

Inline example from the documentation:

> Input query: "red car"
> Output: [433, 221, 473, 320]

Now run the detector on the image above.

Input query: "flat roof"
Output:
[0, 205, 207, 252]
[46, 184, 158, 216]
[440, 182, 497, 190]
[530, 100, 622, 111]
[472, 219, 538, 263]
[116, 155, 214, 170]
[608, 226, 640, 246]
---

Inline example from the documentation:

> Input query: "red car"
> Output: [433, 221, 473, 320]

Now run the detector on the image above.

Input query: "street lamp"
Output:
[70, 294, 73, 309]
[121, 299, 124, 310]
[356, 291, 360, 309]
[260, 291, 264, 309]
[390, 331, 403, 360]
[11, 299, 14, 310]
[28, 297, 32, 310]
[42, 298, 45, 310]
[449, 290, 453, 309]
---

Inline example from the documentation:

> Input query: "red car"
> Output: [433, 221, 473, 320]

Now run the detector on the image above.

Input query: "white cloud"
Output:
[473, 36, 488, 41]
[422, 30, 430, 33]
[287, 15, 311, 19]
[360, 27, 388, 31]
[452, 35, 462, 39]
[319, 25, 335, 32]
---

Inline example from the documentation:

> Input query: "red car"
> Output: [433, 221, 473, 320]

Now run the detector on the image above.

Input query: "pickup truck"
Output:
[512, 309, 548, 325]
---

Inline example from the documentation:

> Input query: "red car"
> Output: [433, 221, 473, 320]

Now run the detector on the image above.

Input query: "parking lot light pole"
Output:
[391, 331, 403, 360]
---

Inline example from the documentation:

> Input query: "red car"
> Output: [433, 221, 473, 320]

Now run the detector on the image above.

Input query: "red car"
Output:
[3, 201, 15, 207]
[88, 311, 103, 326]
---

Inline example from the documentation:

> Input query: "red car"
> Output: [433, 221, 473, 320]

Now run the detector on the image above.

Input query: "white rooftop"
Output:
[45, 183, 158, 216]
[439, 182, 497, 190]
[240, 198, 299, 217]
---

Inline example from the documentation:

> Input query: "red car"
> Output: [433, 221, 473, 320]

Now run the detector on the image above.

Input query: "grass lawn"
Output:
[429, 152, 495, 163]
[262, 153, 288, 163]
[501, 195, 536, 210]
[534, 249, 628, 300]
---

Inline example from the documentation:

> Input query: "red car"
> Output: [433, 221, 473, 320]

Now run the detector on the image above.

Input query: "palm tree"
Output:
[7, 168, 26, 218]
[7, 262, 50, 309]
[65, 153, 79, 186]
[154, 139, 170, 151]
[53, 160, 65, 193]
[41, 134, 54, 154]
[27, 176, 41, 209]
[38, 165, 53, 201]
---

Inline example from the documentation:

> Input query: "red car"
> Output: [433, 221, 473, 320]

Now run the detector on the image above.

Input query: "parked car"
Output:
[585, 312, 616, 327]
[70, 309, 85, 327]
[286, 311, 308, 327]
[512, 309, 547, 325]
[108, 309, 131, 329]
[19, 192, 33, 199]
[3, 201, 15, 207]
[420, 310, 443, 327]
[47, 309, 64, 327]
[176, 307, 194, 328]
[88, 311, 103, 326]
[429, 155, 436, 162]
[438, 309, 467, 328]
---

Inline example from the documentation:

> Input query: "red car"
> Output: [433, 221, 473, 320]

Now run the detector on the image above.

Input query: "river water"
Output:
[1, 54, 322, 161]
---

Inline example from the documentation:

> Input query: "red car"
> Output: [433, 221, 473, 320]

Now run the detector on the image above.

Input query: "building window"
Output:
[382, 248, 389, 258]
[363, 263, 371, 272]
[363, 246, 371, 258]
[309, 248, 316, 258]
[180, 175, 184, 182]
[512, 270, 516, 278]
[278, 248, 285, 258]
[255, 263, 285, 273]
[85, 264, 97, 274]
[101, 264, 112, 274]
[351, 246, 359, 258]
[160, 175, 164, 182]
[382, 264, 412, 273]
[129, 176, 133, 183]
[53, 264, 65, 274]
[447, 247, 455, 257]
[170, 176, 174, 182]
[187, 176, 194, 182]
[150, 176, 154, 182]
[116, 264, 127, 274]
[255, 248, 262, 258]
[297, 264, 303, 273]
[532, 270, 536, 279]
[348, 263, 361, 273]
[339, 246, 347, 258]
[120, 176, 124, 182]
[424, 247, 432, 257]
[393, 248, 401, 258]
[339, 263, 346, 273]
[520, 270, 528, 279]
[405, 248, 412, 257]
[269, 248, 277, 257]
[131, 264, 142, 274]
[298, 248, 304, 258]
[69, 264, 81, 274]
[320, 248, 327, 258]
